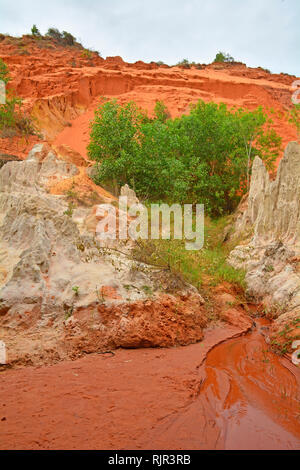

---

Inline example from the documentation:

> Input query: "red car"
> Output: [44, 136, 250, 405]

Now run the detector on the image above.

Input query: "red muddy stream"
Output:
[0, 320, 299, 450]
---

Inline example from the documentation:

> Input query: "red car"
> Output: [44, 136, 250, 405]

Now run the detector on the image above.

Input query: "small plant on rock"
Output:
[72, 286, 80, 296]
[64, 201, 75, 217]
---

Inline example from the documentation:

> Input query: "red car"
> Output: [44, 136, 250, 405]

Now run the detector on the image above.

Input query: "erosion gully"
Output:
[0, 318, 299, 450]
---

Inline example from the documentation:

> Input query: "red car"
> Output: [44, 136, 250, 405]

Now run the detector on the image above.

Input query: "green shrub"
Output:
[46, 28, 76, 46]
[153, 100, 171, 123]
[46, 28, 63, 40]
[0, 61, 36, 137]
[31, 25, 41, 37]
[214, 51, 235, 63]
[88, 99, 281, 216]
[133, 215, 246, 290]
[176, 58, 191, 68]
[81, 49, 93, 59]
[62, 31, 76, 46]
[0, 95, 36, 136]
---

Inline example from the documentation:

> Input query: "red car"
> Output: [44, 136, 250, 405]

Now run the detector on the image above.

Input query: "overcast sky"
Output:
[0, 0, 299, 76]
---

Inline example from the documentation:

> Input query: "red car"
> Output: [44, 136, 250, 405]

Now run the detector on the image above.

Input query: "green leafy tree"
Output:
[46, 28, 76, 45]
[88, 99, 282, 216]
[235, 106, 281, 190]
[62, 31, 76, 45]
[127, 119, 187, 200]
[46, 28, 63, 40]
[88, 100, 148, 192]
[169, 101, 245, 212]
[31, 25, 41, 37]
[214, 51, 235, 63]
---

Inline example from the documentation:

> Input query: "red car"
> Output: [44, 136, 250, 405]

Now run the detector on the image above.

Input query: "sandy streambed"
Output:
[0, 320, 299, 450]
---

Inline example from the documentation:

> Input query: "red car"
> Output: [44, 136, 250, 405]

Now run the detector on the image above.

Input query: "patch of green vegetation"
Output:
[133, 215, 246, 291]
[153, 100, 171, 123]
[0, 94, 37, 137]
[46, 28, 76, 46]
[31, 25, 41, 37]
[72, 286, 80, 296]
[0, 58, 10, 84]
[141, 285, 153, 295]
[0, 60, 37, 137]
[214, 51, 235, 63]
[123, 284, 132, 291]
[64, 201, 75, 217]
[271, 320, 300, 355]
[88, 99, 281, 217]
[175, 59, 202, 69]
[81, 49, 95, 59]
[287, 104, 300, 139]
[64, 305, 73, 320]
[65, 182, 79, 202]
[264, 264, 274, 272]
[95, 286, 105, 304]
[176, 58, 192, 68]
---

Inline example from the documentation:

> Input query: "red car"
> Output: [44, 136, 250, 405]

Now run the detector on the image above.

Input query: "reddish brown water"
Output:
[0, 320, 299, 449]
[146, 319, 300, 450]
[203, 320, 300, 449]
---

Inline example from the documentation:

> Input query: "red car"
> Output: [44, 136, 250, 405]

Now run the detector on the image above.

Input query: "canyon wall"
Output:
[228, 142, 300, 339]
[0, 35, 298, 159]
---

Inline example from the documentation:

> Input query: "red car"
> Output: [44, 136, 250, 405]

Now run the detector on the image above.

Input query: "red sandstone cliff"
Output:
[0, 34, 298, 159]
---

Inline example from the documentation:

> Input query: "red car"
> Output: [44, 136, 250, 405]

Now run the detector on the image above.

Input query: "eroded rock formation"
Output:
[0, 144, 212, 365]
[228, 142, 300, 345]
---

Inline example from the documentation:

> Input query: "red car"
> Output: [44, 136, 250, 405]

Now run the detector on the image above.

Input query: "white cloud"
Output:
[0, 0, 299, 75]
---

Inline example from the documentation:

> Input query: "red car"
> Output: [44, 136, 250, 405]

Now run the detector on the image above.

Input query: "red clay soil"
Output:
[1, 320, 299, 450]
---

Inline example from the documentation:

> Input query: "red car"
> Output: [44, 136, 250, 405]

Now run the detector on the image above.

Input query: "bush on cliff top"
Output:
[46, 28, 76, 46]
[88, 99, 282, 217]
[214, 51, 235, 63]
[31, 25, 41, 37]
